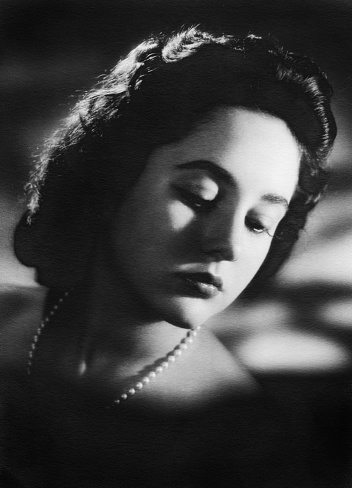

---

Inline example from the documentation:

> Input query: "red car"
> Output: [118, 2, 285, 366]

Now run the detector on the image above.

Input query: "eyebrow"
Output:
[261, 193, 289, 209]
[176, 160, 289, 209]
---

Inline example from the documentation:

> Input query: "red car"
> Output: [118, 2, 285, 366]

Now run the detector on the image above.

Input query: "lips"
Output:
[175, 272, 223, 298]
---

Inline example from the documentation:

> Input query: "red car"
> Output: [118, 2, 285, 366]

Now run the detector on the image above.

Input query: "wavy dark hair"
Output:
[14, 27, 337, 292]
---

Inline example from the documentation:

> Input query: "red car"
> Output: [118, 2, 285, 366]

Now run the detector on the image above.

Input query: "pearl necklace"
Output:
[27, 291, 201, 406]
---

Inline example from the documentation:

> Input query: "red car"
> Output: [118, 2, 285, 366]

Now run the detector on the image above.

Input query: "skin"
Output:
[3, 107, 340, 488]
[110, 107, 301, 330]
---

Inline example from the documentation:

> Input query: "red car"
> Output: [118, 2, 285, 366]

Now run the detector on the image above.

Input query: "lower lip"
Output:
[177, 275, 221, 298]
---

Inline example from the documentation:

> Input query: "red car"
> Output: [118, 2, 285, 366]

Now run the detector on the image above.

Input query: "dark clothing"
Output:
[1, 285, 351, 487]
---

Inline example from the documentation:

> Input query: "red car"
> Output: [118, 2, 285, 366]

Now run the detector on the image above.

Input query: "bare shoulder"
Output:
[138, 328, 259, 411]
[0, 284, 46, 375]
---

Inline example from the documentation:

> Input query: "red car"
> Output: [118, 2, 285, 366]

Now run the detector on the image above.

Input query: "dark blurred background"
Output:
[1, 0, 352, 373]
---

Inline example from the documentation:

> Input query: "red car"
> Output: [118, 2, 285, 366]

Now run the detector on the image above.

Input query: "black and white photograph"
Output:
[1, 1, 352, 486]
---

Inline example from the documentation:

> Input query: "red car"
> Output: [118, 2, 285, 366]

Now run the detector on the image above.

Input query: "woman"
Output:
[1, 28, 342, 487]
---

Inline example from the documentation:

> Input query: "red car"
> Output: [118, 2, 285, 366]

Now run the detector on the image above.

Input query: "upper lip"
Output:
[176, 272, 223, 291]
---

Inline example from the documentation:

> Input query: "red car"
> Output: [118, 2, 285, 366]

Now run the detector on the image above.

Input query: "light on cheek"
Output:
[168, 201, 194, 231]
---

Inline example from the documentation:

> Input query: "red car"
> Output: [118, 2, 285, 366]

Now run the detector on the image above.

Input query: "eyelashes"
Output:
[245, 217, 271, 236]
[174, 186, 217, 213]
[174, 185, 273, 237]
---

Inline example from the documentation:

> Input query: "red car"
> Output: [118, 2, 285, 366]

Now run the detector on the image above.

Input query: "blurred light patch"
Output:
[330, 108, 352, 170]
[0, 196, 36, 286]
[317, 299, 352, 329]
[211, 300, 292, 335]
[236, 331, 351, 374]
[304, 193, 352, 241]
[279, 233, 352, 286]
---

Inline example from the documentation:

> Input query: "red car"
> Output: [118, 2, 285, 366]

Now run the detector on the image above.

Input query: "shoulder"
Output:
[0, 284, 47, 376]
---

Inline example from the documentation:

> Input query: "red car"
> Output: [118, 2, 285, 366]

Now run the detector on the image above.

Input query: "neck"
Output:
[77, 246, 189, 373]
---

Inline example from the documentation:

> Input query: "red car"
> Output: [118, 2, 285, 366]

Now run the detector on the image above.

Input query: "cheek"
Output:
[228, 238, 272, 287]
[167, 201, 194, 231]
[121, 199, 194, 258]
[252, 238, 273, 269]
[245, 240, 274, 286]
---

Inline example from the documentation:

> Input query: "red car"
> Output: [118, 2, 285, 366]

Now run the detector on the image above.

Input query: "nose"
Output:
[201, 212, 243, 262]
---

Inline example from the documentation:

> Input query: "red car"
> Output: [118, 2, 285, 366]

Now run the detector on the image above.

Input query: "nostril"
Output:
[203, 245, 235, 262]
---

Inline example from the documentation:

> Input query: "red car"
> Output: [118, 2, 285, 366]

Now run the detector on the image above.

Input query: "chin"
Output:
[155, 296, 226, 330]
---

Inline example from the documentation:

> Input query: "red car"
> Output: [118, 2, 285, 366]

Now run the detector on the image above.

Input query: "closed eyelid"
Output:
[176, 160, 235, 188]
[173, 173, 219, 198]
[176, 161, 290, 210]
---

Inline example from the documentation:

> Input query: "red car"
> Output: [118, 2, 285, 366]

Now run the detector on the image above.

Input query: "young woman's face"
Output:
[112, 107, 300, 328]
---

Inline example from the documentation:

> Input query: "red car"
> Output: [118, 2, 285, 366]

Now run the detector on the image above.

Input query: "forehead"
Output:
[146, 107, 301, 199]
[176, 107, 299, 167]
